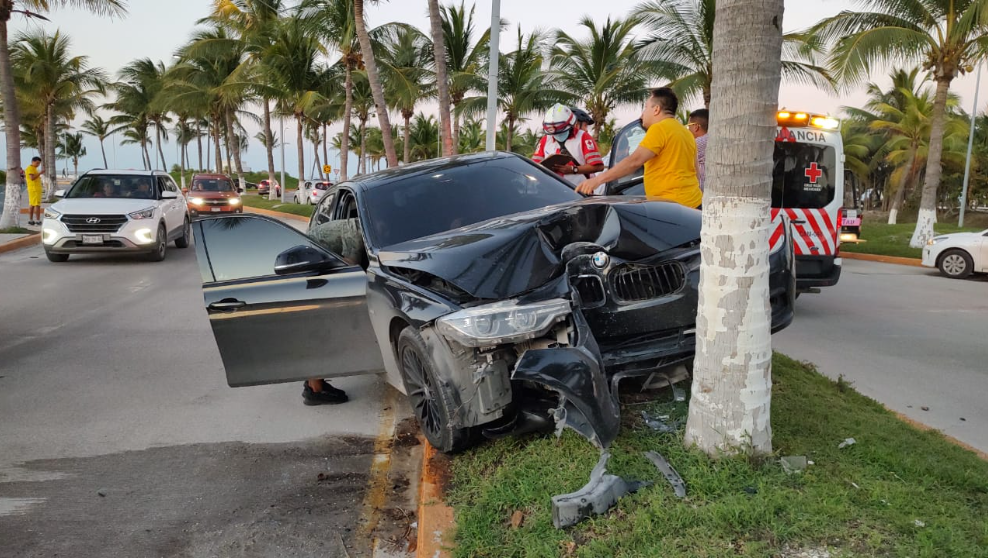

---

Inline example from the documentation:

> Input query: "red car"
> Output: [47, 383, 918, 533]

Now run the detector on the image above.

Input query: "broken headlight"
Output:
[436, 298, 571, 348]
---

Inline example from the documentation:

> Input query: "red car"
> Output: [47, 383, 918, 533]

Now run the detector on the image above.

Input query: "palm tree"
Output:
[441, 1, 490, 154]
[456, 116, 485, 153]
[0, 0, 126, 228]
[634, 0, 831, 108]
[354, 0, 398, 167]
[551, 16, 665, 137]
[811, 0, 988, 247]
[57, 131, 86, 176]
[460, 28, 571, 151]
[407, 113, 439, 161]
[376, 23, 433, 163]
[11, 29, 105, 199]
[300, 0, 360, 181]
[81, 112, 113, 167]
[119, 58, 170, 170]
[174, 119, 200, 188]
[427, 0, 453, 156]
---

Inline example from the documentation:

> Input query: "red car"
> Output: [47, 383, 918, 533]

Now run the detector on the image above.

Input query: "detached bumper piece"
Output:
[551, 452, 649, 529]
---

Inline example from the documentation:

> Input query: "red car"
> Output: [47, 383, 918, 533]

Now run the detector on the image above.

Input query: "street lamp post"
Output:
[280, 115, 286, 203]
[960, 63, 982, 228]
[484, 0, 501, 151]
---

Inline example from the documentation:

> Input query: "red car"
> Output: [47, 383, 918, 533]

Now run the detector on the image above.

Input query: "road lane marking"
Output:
[0, 498, 46, 517]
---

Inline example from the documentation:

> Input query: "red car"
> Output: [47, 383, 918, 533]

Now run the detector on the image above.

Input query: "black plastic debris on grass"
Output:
[551, 452, 650, 529]
[643, 451, 687, 498]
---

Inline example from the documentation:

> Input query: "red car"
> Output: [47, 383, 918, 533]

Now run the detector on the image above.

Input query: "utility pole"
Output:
[280, 115, 286, 203]
[960, 63, 982, 228]
[484, 0, 501, 151]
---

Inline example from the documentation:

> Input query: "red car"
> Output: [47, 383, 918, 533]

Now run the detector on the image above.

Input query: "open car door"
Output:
[193, 214, 383, 387]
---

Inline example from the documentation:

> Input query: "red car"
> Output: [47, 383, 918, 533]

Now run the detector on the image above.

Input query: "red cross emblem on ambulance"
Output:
[804, 162, 822, 184]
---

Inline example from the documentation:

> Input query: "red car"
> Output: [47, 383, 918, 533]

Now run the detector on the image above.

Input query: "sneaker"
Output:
[27, 221, 35, 226]
[302, 381, 348, 406]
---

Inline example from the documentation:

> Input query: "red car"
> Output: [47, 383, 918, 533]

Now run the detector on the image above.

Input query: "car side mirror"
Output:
[274, 245, 342, 275]
[54, 189, 65, 198]
[161, 190, 179, 199]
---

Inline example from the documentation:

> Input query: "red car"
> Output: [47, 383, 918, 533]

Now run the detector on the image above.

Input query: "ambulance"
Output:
[604, 110, 845, 293]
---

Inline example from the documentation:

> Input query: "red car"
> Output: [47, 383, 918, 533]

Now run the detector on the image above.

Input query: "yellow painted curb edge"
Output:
[416, 440, 455, 558]
[842, 251, 923, 267]
[0, 232, 40, 254]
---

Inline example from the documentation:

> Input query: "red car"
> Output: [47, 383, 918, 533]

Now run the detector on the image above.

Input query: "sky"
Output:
[5, 0, 987, 177]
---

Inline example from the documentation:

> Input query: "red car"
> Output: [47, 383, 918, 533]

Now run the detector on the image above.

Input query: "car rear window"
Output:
[363, 157, 581, 248]
[772, 142, 837, 209]
[315, 182, 331, 190]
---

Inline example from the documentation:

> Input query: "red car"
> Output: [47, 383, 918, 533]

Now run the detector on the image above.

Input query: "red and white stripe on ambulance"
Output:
[769, 126, 844, 259]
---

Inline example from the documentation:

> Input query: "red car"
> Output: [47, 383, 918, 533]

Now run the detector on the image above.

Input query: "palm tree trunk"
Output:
[506, 115, 515, 152]
[141, 138, 150, 170]
[684, 0, 783, 457]
[179, 140, 186, 190]
[452, 105, 461, 155]
[910, 77, 951, 248]
[263, 100, 278, 201]
[99, 139, 108, 168]
[314, 136, 324, 180]
[428, 0, 454, 156]
[225, 108, 246, 191]
[73, 156, 78, 178]
[197, 124, 204, 172]
[359, 116, 367, 175]
[155, 124, 167, 170]
[341, 65, 353, 181]
[0, 6, 24, 229]
[403, 112, 412, 163]
[213, 116, 223, 173]
[354, 0, 398, 168]
[44, 104, 57, 200]
[887, 148, 916, 225]
[296, 115, 305, 194]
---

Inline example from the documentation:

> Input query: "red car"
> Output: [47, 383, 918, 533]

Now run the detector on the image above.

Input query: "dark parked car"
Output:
[191, 152, 795, 453]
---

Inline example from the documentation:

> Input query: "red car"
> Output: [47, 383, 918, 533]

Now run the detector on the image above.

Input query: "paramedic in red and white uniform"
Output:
[532, 104, 605, 189]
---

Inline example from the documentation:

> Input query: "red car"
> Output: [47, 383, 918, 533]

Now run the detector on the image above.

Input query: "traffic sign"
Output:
[323, 164, 332, 174]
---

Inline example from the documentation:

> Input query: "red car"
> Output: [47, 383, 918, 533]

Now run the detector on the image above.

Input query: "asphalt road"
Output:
[775, 258, 988, 453]
[0, 239, 408, 557]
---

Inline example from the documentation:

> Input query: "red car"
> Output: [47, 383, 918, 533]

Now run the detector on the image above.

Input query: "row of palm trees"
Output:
[2, 0, 987, 246]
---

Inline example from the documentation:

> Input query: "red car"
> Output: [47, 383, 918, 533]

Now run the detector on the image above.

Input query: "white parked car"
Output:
[922, 229, 988, 278]
[294, 180, 332, 205]
[42, 170, 191, 263]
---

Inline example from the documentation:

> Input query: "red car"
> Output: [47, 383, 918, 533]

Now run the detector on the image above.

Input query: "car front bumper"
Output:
[41, 217, 162, 254]
[189, 204, 242, 217]
[921, 246, 937, 268]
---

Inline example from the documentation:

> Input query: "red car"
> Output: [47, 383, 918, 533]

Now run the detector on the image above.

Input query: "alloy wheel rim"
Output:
[401, 346, 442, 439]
[158, 228, 166, 256]
[943, 254, 965, 275]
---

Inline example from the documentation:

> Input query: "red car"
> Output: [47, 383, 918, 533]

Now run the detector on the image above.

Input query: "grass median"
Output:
[240, 194, 314, 218]
[447, 354, 988, 557]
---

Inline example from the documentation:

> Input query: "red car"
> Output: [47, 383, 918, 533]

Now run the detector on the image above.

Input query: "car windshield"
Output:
[191, 178, 234, 192]
[66, 175, 156, 199]
[363, 156, 581, 248]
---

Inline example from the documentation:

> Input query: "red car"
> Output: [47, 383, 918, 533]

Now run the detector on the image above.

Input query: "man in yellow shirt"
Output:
[577, 88, 703, 209]
[26, 156, 44, 225]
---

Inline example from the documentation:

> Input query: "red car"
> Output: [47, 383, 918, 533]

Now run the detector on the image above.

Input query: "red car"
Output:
[184, 174, 243, 218]
[257, 179, 281, 197]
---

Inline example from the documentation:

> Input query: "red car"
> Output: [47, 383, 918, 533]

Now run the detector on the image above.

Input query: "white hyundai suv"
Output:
[42, 170, 191, 262]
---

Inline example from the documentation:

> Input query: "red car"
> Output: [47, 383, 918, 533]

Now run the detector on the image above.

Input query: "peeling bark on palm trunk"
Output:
[0, 10, 23, 229]
[264, 100, 277, 201]
[684, 0, 783, 458]
[355, 0, 398, 168]
[910, 78, 951, 248]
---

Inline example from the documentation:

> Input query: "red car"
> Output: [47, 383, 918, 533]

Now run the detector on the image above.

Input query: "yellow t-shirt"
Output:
[640, 119, 703, 208]
[26, 164, 42, 190]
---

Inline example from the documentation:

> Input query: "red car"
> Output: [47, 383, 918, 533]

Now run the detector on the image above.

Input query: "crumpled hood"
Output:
[378, 198, 701, 300]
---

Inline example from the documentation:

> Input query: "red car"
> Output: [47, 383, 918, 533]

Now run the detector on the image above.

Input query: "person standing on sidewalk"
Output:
[26, 157, 44, 226]
[688, 108, 709, 192]
[576, 88, 702, 210]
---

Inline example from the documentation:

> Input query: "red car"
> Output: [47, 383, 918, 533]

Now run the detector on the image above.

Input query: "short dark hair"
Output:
[688, 108, 709, 131]
[649, 87, 679, 115]
[31, 156, 41, 162]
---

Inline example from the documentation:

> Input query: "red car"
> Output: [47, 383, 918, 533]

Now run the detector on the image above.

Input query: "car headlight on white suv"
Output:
[43, 207, 61, 220]
[129, 207, 156, 220]
[927, 236, 948, 246]
[436, 298, 571, 348]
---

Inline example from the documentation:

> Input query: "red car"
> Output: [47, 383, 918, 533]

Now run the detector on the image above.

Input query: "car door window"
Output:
[156, 177, 170, 198]
[310, 189, 366, 268]
[312, 191, 337, 226]
[201, 216, 341, 283]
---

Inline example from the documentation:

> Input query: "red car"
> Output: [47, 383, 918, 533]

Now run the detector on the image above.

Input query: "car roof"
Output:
[85, 169, 169, 176]
[345, 151, 515, 193]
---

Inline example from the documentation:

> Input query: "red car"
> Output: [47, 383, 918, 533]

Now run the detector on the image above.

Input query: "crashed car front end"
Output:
[375, 199, 795, 450]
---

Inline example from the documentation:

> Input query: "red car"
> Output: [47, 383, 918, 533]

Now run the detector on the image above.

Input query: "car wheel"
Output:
[293, 195, 299, 204]
[45, 251, 68, 262]
[397, 327, 473, 454]
[147, 223, 167, 262]
[174, 217, 191, 249]
[938, 249, 973, 279]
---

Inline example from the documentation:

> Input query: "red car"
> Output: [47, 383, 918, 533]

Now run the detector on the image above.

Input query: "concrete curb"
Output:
[842, 251, 924, 267]
[242, 205, 310, 223]
[416, 441, 454, 558]
[0, 232, 40, 254]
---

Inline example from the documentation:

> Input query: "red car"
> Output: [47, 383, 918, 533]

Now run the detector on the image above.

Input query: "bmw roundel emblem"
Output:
[592, 252, 609, 269]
